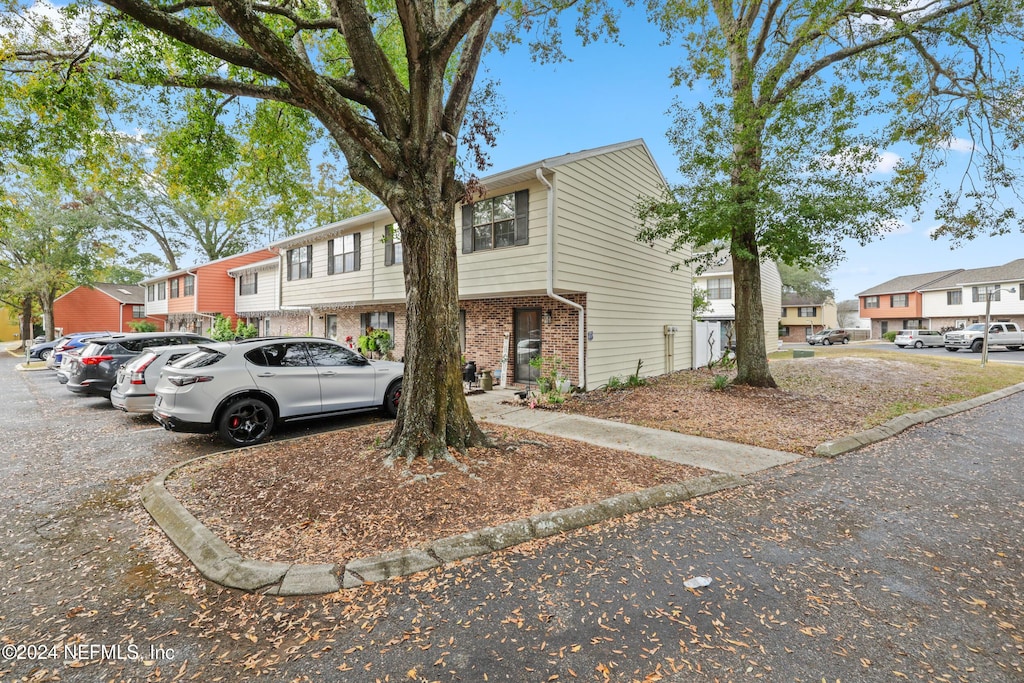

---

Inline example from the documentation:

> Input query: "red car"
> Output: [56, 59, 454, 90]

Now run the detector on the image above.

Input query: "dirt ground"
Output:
[167, 351, 1021, 566]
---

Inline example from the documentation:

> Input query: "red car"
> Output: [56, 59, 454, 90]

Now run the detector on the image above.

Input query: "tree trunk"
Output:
[730, 226, 777, 388]
[19, 296, 34, 346]
[382, 201, 490, 464]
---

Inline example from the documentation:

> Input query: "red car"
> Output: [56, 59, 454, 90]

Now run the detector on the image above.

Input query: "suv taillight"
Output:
[130, 357, 156, 385]
[81, 355, 114, 366]
[168, 375, 213, 387]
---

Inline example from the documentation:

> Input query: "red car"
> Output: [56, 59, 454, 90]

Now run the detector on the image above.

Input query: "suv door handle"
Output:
[256, 372, 276, 377]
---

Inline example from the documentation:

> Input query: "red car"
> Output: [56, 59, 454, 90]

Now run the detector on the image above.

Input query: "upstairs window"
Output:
[947, 290, 962, 305]
[287, 246, 313, 280]
[890, 294, 908, 307]
[864, 296, 879, 308]
[798, 306, 816, 317]
[239, 272, 258, 296]
[157, 282, 166, 301]
[706, 278, 732, 300]
[184, 274, 195, 296]
[462, 190, 529, 253]
[147, 284, 155, 302]
[384, 224, 403, 266]
[328, 233, 360, 274]
[170, 278, 179, 298]
[972, 285, 1001, 303]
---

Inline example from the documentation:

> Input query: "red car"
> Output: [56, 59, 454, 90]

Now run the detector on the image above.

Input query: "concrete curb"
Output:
[142, 452, 746, 596]
[814, 381, 1024, 457]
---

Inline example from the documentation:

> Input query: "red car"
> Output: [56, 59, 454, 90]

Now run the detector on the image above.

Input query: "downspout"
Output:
[187, 268, 201, 332]
[536, 167, 586, 389]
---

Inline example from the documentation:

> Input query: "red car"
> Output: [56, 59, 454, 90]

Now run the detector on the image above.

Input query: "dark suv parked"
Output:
[65, 332, 213, 398]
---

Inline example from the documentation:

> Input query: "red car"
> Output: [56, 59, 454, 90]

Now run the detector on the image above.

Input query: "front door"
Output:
[514, 309, 541, 384]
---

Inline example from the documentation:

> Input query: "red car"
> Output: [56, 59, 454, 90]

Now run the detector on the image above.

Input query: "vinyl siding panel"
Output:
[281, 226, 376, 306]
[550, 145, 691, 385]
[235, 266, 280, 313]
[456, 180, 549, 298]
[195, 250, 277, 315]
[760, 260, 782, 349]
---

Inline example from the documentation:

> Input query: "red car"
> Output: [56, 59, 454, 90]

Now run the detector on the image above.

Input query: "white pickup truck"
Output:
[944, 322, 1024, 352]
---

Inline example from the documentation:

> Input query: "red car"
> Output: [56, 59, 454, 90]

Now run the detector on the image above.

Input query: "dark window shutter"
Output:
[360, 313, 368, 330]
[461, 204, 473, 253]
[327, 240, 334, 275]
[286, 250, 293, 281]
[384, 225, 394, 266]
[514, 189, 529, 245]
[353, 232, 361, 271]
[238, 277, 243, 295]
[253, 273, 258, 295]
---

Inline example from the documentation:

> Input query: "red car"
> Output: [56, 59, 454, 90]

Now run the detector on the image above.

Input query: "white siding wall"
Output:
[456, 179, 549, 297]
[234, 265, 279, 313]
[280, 222, 379, 306]
[922, 290, 965, 321]
[551, 145, 691, 387]
[760, 260, 782, 350]
[694, 274, 734, 317]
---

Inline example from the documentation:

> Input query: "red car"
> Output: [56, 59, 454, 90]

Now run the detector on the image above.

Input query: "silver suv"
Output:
[153, 337, 404, 447]
[807, 328, 849, 345]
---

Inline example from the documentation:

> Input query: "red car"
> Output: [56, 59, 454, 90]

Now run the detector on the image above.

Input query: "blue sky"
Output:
[472, 8, 1024, 303]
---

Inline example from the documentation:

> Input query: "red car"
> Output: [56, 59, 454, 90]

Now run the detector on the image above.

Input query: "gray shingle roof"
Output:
[856, 269, 964, 297]
[91, 283, 145, 304]
[921, 258, 1024, 289]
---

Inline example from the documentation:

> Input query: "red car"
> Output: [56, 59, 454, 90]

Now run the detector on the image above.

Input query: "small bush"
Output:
[127, 321, 157, 333]
[711, 374, 730, 391]
[882, 331, 898, 342]
[605, 375, 624, 390]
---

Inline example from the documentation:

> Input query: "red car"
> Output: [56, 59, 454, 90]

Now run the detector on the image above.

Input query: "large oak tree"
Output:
[59, 0, 505, 461]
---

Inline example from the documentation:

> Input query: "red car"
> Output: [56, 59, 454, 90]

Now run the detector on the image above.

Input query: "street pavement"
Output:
[1, 350, 1022, 681]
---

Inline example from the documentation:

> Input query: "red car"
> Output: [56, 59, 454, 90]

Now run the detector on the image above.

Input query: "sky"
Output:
[469, 7, 1024, 303]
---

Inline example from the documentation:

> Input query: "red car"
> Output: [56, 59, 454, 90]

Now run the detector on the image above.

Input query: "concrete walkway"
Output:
[466, 388, 800, 475]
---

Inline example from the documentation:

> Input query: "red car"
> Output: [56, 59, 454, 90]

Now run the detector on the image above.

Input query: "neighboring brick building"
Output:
[53, 283, 150, 335]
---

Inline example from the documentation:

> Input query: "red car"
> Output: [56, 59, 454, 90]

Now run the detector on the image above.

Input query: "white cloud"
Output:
[820, 147, 902, 175]
[940, 137, 975, 153]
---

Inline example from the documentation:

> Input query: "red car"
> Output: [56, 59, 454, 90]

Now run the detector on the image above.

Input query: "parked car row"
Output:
[39, 332, 404, 448]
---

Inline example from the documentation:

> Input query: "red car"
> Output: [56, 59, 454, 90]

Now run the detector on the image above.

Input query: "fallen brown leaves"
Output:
[166, 424, 708, 566]
[165, 353, 1013, 570]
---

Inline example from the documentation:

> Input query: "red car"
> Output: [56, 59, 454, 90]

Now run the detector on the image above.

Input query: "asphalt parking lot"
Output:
[3, 351, 1023, 682]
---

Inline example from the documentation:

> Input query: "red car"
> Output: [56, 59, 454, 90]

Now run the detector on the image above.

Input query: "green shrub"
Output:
[711, 374, 730, 391]
[127, 321, 157, 332]
[882, 331, 898, 342]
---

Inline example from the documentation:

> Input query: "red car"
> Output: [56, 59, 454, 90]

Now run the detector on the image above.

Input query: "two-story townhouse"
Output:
[918, 259, 1024, 330]
[857, 269, 963, 338]
[779, 294, 838, 342]
[270, 139, 693, 389]
[143, 249, 277, 335]
[229, 257, 313, 337]
[692, 253, 782, 352]
[52, 283, 151, 335]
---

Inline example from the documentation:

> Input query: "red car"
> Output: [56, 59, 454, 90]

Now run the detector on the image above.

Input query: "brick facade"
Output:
[315, 294, 587, 387]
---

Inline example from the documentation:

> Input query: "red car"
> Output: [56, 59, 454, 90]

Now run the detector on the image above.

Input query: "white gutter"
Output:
[536, 167, 586, 389]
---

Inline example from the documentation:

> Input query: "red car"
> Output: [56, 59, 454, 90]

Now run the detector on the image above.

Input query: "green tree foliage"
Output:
[778, 263, 833, 301]
[14, 0, 508, 462]
[0, 184, 109, 340]
[628, 0, 1024, 387]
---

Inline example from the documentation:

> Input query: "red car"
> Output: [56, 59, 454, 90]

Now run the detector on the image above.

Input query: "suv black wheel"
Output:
[384, 380, 402, 418]
[218, 397, 275, 446]
[822, 338, 833, 346]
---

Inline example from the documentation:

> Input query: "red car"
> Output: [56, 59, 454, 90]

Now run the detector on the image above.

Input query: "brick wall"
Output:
[316, 294, 586, 386]
[462, 294, 585, 386]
